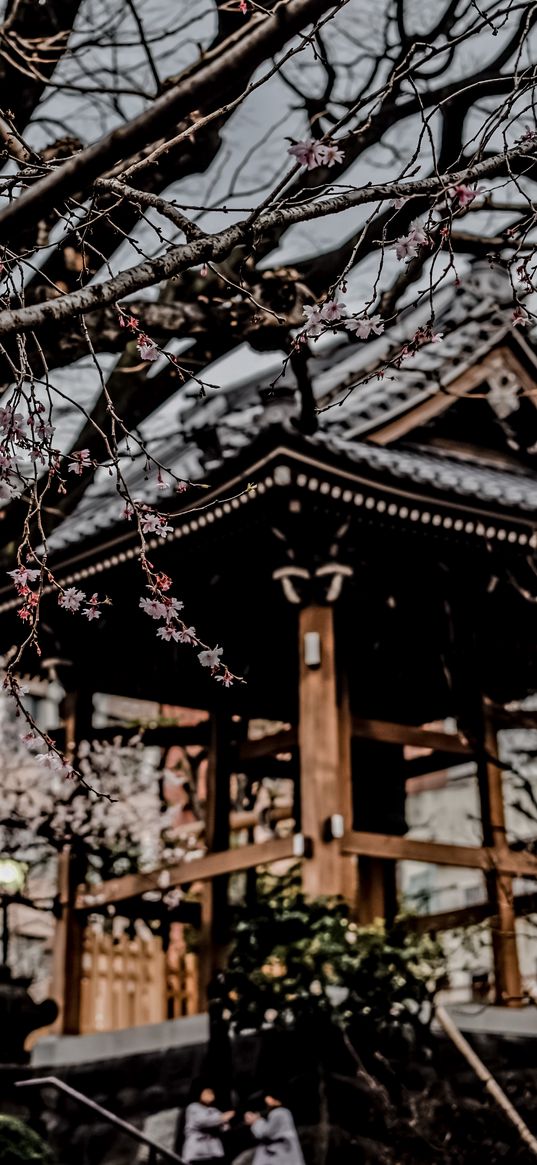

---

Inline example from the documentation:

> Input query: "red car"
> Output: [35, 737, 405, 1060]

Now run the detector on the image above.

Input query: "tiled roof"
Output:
[314, 432, 537, 514]
[46, 262, 537, 552]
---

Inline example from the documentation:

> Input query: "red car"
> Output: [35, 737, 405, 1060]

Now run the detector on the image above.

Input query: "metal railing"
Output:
[17, 1076, 184, 1164]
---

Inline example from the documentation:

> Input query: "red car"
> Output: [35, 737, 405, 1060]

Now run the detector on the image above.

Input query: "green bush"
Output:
[0, 1115, 53, 1164]
[223, 873, 445, 1034]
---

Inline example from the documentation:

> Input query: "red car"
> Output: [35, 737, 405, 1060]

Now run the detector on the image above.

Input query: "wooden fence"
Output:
[79, 927, 199, 1034]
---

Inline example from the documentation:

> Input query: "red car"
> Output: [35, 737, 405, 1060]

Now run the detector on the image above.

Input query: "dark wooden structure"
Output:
[3, 264, 537, 1025]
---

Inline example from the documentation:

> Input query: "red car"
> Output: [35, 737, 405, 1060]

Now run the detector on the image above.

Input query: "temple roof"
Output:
[37, 261, 537, 560]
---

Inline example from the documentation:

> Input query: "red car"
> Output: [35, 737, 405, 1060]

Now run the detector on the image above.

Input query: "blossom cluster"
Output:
[301, 298, 384, 340]
[118, 307, 185, 371]
[8, 565, 103, 623]
[138, 575, 233, 683]
[288, 138, 345, 170]
[394, 219, 429, 261]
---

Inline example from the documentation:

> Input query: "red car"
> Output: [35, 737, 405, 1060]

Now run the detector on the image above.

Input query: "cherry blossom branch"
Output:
[0, 137, 534, 339]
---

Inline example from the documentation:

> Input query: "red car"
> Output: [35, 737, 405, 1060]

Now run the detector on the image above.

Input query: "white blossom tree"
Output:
[0, 692, 190, 878]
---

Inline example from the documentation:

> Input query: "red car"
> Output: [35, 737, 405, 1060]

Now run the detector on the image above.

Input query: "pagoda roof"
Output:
[34, 261, 537, 561]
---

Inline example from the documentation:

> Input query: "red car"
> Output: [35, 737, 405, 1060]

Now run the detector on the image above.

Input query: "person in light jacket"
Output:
[244, 1092, 305, 1165]
[183, 1085, 235, 1165]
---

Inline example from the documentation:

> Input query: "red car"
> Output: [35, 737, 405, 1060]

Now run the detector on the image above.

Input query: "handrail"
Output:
[17, 1076, 184, 1163]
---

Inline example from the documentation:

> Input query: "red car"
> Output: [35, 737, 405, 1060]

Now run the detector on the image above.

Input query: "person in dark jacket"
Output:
[244, 1091, 304, 1165]
[183, 1085, 235, 1165]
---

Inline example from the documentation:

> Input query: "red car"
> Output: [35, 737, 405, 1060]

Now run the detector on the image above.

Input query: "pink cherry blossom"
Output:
[394, 219, 429, 261]
[288, 138, 345, 169]
[178, 626, 197, 644]
[8, 566, 40, 587]
[137, 337, 159, 362]
[288, 139, 329, 170]
[58, 587, 86, 612]
[82, 606, 101, 621]
[512, 306, 529, 326]
[302, 304, 323, 336]
[216, 668, 234, 687]
[408, 219, 428, 244]
[345, 314, 384, 339]
[140, 596, 168, 619]
[414, 326, 443, 346]
[0, 481, 20, 502]
[35, 751, 64, 771]
[320, 143, 345, 167]
[157, 624, 181, 642]
[68, 449, 92, 475]
[198, 645, 223, 669]
[448, 184, 483, 207]
[320, 299, 347, 323]
[140, 513, 173, 537]
[395, 235, 420, 261]
[162, 596, 185, 620]
[0, 407, 24, 435]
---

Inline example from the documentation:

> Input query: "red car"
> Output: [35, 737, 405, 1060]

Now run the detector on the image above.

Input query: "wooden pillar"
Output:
[51, 847, 85, 1034]
[338, 675, 359, 905]
[357, 860, 398, 925]
[61, 687, 93, 762]
[298, 605, 356, 900]
[478, 699, 522, 1005]
[198, 714, 230, 1007]
[50, 687, 93, 1033]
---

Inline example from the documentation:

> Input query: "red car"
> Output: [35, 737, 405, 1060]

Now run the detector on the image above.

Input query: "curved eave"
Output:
[0, 434, 535, 616]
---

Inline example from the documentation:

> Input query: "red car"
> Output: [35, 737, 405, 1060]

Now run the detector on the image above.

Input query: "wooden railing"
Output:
[79, 927, 199, 1034]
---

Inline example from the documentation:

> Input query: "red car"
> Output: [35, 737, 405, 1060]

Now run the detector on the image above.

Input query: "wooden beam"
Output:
[239, 756, 297, 781]
[367, 359, 493, 446]
[152, 804, 294, 842]
[413, 890, 537, 934]
[492, 706, 537, 732]
[75, 836, 303, 910]
[351, 716, 472, 755]
[230, 804, 293, 831]
[404, 751, 474, 781]
[238, 728, 297, 761]
[341, 830, 537, 878]
[413, 900, 491, 933]
[343, 830, 486, 869]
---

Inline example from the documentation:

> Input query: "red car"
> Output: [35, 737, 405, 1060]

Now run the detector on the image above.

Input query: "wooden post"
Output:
[51, 846, 85, 1034]
[50, 686, 93, 1033]
[478, 699, 522, 1005]
[351, 736, 404, 926]
[357, 858, 397, 926]
[298, 605, 356, 900]
[198, 714, 230, 1008]
[338, 674, 358, 905]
